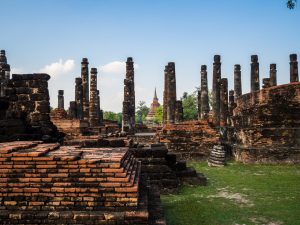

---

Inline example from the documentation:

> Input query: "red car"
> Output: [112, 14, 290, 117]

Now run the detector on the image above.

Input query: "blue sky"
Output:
[1, 0, 299, 112]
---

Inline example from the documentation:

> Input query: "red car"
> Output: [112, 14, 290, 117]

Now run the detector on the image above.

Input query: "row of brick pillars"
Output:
[198, 54, 298, 127]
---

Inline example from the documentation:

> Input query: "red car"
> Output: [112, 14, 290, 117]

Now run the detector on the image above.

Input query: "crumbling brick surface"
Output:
[129, 143, 207, 193]
[232, 83, 300, 163]
[1, 74, 59, 142]
[0, 141, 150, 224]
[158, 120, 219, 159]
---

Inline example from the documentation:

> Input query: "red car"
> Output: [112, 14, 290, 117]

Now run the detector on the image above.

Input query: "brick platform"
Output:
[0, 141, 150, 224]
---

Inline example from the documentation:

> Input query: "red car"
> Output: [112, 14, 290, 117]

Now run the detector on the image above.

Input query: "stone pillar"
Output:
[122, 57, 135, 133]
[163, 65, 169, 124]
[69, 101, 77, 119]
[220, 78, 228, 127]
[75, 77, 83, 119]
[89, 68, 98, 127]
[200, 65, 209, 120]
[250, 55, 260, 92]
[262, 78, 271, 89]
[163, 62, 177, 124]
[175, 100, 183, 123]
[57, 90, 64, 109]
[167, 62, 177, 124]
[212, 55, 221, 126]
[234, 64, 242, 98]
[269, 64, 277, 87]
[228, 90, 235, 126]
[96, 90, 102, 124]
[0, 50, 11, 97]
[81, 58, 89, 120]
[290, 54, 299, 83]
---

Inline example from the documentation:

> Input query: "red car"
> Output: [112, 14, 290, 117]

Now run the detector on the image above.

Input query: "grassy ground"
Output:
[161, 161, 300, 225]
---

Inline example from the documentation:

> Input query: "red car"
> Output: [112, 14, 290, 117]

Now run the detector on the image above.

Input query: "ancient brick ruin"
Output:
[0, 48, 300, 224]
[122, 57, 136, 134]
[163, 62, 183, 124]
[160, 53, 300, 163]
[0, 63, 60, 142]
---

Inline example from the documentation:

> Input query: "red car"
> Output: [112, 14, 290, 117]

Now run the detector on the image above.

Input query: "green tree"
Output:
[154, 105, 163, 124]
[181, 91, 198, 121]
[135, 101, 149, 124]
[103, 111, 122, 124]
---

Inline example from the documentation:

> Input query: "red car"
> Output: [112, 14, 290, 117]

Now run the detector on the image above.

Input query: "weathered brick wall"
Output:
[1, 74, 59, 141]
[51, 118, 89, 138]
[158, 120, 219, 159]
[0, 141, 149, 224]
[232, 83, 300, 163]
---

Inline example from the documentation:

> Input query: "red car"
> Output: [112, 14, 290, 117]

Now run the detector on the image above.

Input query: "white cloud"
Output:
[99, 61, 125, 74]
[98, 61, 139, 74]
[39, 59, 75, 78]
[98, 61, 141, 112]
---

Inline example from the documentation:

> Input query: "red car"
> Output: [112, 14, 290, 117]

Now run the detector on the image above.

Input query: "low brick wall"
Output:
[51, 118, 89, 137]
[158, 120, 219, 159]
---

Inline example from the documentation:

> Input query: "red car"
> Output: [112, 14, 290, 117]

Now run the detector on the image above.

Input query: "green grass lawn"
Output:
[161, 161, 300, 225]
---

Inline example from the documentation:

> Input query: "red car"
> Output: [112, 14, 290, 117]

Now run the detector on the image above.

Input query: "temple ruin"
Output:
[0, 49, 299, 224]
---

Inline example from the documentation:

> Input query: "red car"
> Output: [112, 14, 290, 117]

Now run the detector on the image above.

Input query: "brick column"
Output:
[250, 55, 260, 92]
[290, 54, 299, 83]
[167, 62, 177, 124]
[0, 50, 11, 97]
[220, 78, 228, 127]
[269, 64, 277, 87]
[175, 100, 183, 123]
[262, 78, 271, 89]
[234, 64, 242, 98]
[81, 58, 89, 120]
[96, 90, 102, 124]
[163, 65, 169, 124]
[228, 90, 235, 126]
[212, 55, 221, 126]
[89, 68, 98, 127]
[57, 90, 64, 109]
[75, 77, 83, 119]
[200, 65, 209, 119]
[69, 101, 76, 119]
[122, 57, 135, 133]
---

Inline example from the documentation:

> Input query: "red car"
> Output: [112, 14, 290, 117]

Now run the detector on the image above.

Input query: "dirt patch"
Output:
[250, 217, 283, 225]
[208, 189, 254, 207]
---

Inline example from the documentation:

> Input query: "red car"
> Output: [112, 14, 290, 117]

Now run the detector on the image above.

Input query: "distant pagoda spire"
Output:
[154, 87, 158, 100]
[146, 87, 160, 123]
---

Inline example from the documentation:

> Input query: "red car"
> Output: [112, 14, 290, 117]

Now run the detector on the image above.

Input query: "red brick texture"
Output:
[232, 82, 300, 163]
[0, 141, 149, 224]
